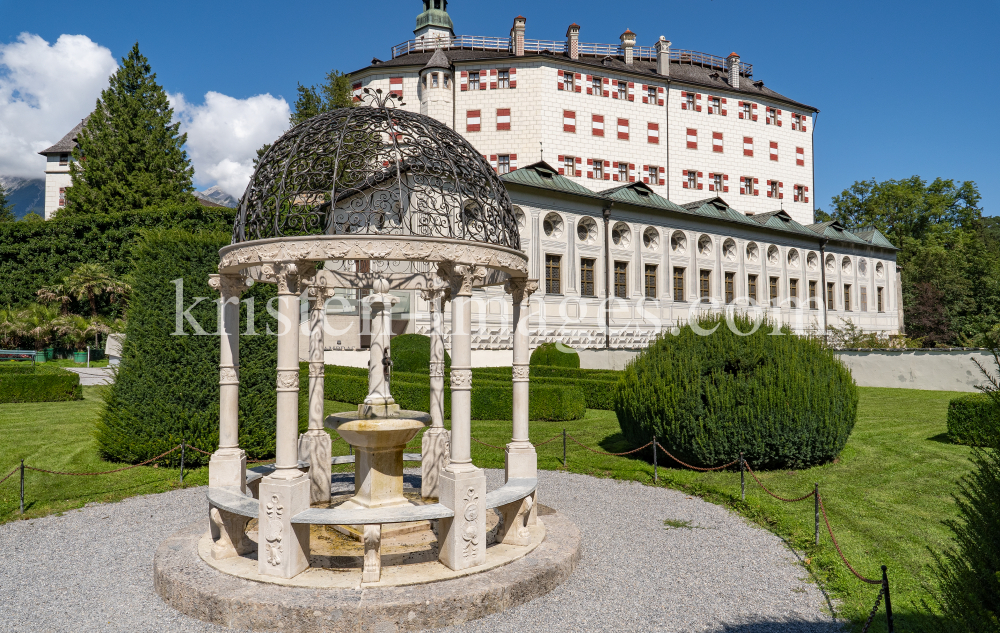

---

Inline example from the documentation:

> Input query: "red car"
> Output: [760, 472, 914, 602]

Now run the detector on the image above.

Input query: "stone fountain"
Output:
[324, 278, 430, 522]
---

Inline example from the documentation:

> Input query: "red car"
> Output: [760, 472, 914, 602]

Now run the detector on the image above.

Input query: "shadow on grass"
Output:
[926, 432, 954, 445]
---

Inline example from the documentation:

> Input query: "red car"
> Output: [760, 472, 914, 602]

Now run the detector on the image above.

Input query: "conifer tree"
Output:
[0, 182, 14, 222]
[290, 70, 355, 126]
[65, 43, 194, 215]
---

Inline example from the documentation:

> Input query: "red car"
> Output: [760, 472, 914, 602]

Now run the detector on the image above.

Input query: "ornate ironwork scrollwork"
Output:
[233, 90, 520, 251]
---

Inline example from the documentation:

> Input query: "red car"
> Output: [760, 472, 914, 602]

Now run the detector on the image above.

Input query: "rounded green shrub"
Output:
[614, 313, 858, 469]
[389, 333, 451, 374]
[530, 342, 580, 369]
[947, 393, 999, 447]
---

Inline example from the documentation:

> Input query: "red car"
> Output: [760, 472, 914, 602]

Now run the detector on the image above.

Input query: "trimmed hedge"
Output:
[468, 366, 619, 410]
[0, 202, 234, 313]
[614, 314, 858, 469]
[530, 342, 581, 368]
[0, 364, 36, 375]
[0, 372, 82, 403]
[322, 367, 585, 421]
[96, 229, 281, 466]
[389, 334, 451, 374]
[947, 393, 999, 446]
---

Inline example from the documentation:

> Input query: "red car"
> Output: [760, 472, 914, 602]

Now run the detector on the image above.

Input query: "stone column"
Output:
[504, 278, 539, 472]
[420, 283, 451, 499]
[361, 277, 399, 417]
[298, 278, 334, 505]
[258, 261, 311, 579]
[207, 273, 254, 560]
[207, 273, 250, 491]
[437, 262, 487, 571]
[498, 277, 540, 545]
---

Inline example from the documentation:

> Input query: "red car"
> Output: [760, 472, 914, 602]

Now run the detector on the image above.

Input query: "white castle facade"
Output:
[40, 1, 902, 359]
[332, 1, 902, 357]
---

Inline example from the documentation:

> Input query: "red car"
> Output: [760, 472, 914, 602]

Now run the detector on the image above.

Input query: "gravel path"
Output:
[0, 470, 842, 633]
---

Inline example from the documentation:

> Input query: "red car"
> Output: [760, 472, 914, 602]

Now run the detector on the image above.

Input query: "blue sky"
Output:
[3, 0, 998, 214]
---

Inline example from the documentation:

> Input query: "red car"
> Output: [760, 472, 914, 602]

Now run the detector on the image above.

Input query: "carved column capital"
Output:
[276, 369, 300, 392]
[209, 273, 252, 300]
[439, 263, 487, 297]
[419, 285, 452, 308]
[262, 261, 314, 295]
[449, 369, 472, 390]
[504, 278, 540, 305]
[429, 361, 445, 378]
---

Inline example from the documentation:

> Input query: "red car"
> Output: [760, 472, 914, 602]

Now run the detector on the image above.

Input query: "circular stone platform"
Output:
[154, 505, 581, 632]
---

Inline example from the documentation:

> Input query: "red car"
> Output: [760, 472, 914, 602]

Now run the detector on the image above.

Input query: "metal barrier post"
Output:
[562, 429, 567, 467]
[180, 442, 185, 485]
[814, 484, 820, 545]
[882, 565, 894, 632]
[19, 459, 25, 515]
[652, 436, 657, 484]
[739, 452, 745, 501]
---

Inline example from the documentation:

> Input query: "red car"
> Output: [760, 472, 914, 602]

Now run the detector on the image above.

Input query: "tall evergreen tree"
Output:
[290, 69, 355, 126]
[0, 182, 14, 222]
[64, 43, 194, 216]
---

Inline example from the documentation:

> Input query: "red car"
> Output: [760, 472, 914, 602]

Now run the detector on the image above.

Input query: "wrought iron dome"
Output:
[232, 91, 520, 251]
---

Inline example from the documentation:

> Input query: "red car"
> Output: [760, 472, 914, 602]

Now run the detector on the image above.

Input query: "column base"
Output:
[505, 444, 537, 480]
[209, 449, 247, 492]
[421, 427, 451, 499]
[257, 475, 311, 579]
[437, 467, 487, 571]
[297, 431, 332, 504]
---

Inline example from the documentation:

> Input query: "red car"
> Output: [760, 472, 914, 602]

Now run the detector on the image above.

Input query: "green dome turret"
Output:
[415, 0, 454, 39]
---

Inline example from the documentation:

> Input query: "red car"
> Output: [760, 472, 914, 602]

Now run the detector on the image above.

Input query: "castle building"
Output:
[37, 119, 85, 220]
[333, 2, 902, 356]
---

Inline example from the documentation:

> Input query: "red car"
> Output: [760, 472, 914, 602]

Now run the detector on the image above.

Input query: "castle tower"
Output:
[414, 0, 455, 44]
[419, 48, 454, 127]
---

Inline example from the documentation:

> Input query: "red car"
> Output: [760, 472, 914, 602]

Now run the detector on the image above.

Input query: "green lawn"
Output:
[0, 386, 972, 632]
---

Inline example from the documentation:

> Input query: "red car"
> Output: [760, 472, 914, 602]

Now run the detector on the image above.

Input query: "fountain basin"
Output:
[324, 410, 431, 512]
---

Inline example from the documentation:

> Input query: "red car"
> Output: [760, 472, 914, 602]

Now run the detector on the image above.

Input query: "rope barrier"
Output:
[184, 445, 213, 456]
[23, 445, 184, 477]
[819, 493, 881, 584]
[532, 434, 564, 447]
[742, 461, 817, 503]
[0, 465, 19, 486]
[471, 436, 505, 451]
[567, 434, 653, 456]
[655, 442, 739, 472]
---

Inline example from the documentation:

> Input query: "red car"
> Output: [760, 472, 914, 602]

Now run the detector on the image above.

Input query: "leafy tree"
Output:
[821, 177, 999, 345]
[824, 176, 981, 246]
[290, 69, 355, 126]
[0, 182, 14, 222]
[64, 43, 194, 216]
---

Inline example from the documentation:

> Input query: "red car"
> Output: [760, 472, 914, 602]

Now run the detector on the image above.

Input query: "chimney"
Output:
[566, 23, 580, 60]
[655, 36, 671, 76]
[727, 52, 741, 89]
[511, 16, 526, 57]
[620, 29, 636, 65]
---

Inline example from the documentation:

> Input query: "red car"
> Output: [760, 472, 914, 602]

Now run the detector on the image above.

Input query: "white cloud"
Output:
[0, 33, 117, 179]
[171, 91, 290, 198]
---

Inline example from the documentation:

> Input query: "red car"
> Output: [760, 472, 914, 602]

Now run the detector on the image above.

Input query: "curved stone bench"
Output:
[208, 470, 538, 583]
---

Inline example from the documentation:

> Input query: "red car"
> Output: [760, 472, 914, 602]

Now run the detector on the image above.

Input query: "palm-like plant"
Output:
[0, 306, 20, 348]
[64, 263, 115, 317]
[14, 303, 60, 350]
[37, 284, 74, 315]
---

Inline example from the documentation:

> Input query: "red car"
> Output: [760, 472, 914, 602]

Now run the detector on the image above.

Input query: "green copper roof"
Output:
[501, 164, 897, 250]
[848, 227, 897, 249]
[415, 1, 454, 32]
[500, 162, 602, 199]
[599, 183, 687, 212]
